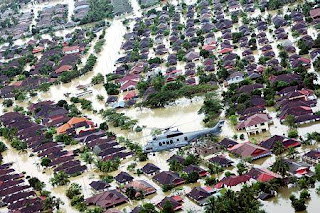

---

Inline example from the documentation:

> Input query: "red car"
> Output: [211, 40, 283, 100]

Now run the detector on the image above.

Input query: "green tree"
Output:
[272, 158, 289, 177]
[91, 73, 104, 85]
[286, 147, 298, 159]
[0, 141, 7, 153]
[66, 183, 82, 199]
[229, 115, 238, 126]
[284, 114, 296, 128]
[169, 160, 183, 172]
[288, 129, 298, 138]
[186, 171, 200, 183]
[28, 177, 45, 191]
[205, 186, 264, 212]
[162, 200, 174, 213]
[138, 203, 158, 213]
[50, 171, 70, 186]
[236, 162, 248, 175]
[41, 157, 52, 167]
[81, 152, 94, 164]
[273, 140, 285, 155]
[152, 75, 165, 91]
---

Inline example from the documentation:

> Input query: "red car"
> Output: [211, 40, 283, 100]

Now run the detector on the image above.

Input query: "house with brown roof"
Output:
[183, 165, 208, 177]
[236, 113, 272, 135]
[228, 142, 272, 160]
[209, 155, 233, 167]
[55, 65, 73, 74]
[85, 189, 128, 209]
[302, 150, 320, 165]
[193, 140, 222, 156]
[260, 135, 301, 151]
[158, 196, 183, 211]
[153, 171, 185, 186]
[141, 163, 160, 176]
[187, 186, 216, 205]
[310, 8, 320, 19]
[115, 171, 133, 184]
[120, 180, 156, 198]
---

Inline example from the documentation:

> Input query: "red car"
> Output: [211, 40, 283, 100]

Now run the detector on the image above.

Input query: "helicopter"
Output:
[143, 120, 224, 153]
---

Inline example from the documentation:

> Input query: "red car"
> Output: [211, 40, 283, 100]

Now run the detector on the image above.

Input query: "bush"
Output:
[2, 99, 13, 107]
[0, 141, 7, 153]
[288, 129, 298, 138]
[162, 184, 174, 192]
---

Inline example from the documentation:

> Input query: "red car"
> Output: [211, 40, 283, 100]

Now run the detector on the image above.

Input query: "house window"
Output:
[170, 140, 173, 144]
[166, 141, 169, 145]
[184, 137, 188, 141]
[159, 142, 162, 146]
[162, 142, 165, 145]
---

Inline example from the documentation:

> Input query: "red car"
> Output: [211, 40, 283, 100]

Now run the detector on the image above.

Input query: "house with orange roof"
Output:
[55, 65, 73, 74]
[62, 46, 80, 54]
[32, 46, 44, 54]
[56, 117, 94, 135]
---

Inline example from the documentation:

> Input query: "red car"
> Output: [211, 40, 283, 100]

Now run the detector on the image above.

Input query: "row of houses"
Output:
[0, 163, 44, 212]
[0, 112, 88, 176]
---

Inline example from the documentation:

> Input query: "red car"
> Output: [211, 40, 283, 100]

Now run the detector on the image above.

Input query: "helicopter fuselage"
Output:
[143, 120, 224, 153]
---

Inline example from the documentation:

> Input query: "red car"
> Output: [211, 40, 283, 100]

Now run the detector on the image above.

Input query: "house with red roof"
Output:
[130, 62, 147, 74]
[202, 44, 216, 51]
[283, 159, 314, 177]
[117, 74, 140, 84]
[228, 142, 272, 160]
[246, 167, 281, 182]
[165, 70, 182, 82]
[236, 113, 272, 135]
[123, 91, 137, 100]
[219, 48, 233, 54]
[260, 135, 301, 151]
[214, 175, 252, 190]
[120, 79, 138, 92]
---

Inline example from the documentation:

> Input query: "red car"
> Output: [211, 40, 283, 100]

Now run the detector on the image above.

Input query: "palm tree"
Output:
[286, 147, 298, 159]
[236, 162, 248, 175]
[273, 140, 285, 155]
[81, 152, 94, 164]
[207, 163, 223, 176]
[205, 196, 216, 213]
[50, 172, 70, 187]
[272, 158, 289, 177]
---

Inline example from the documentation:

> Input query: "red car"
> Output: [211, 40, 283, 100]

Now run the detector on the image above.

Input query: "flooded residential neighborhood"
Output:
[0, 0, 320, 213]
